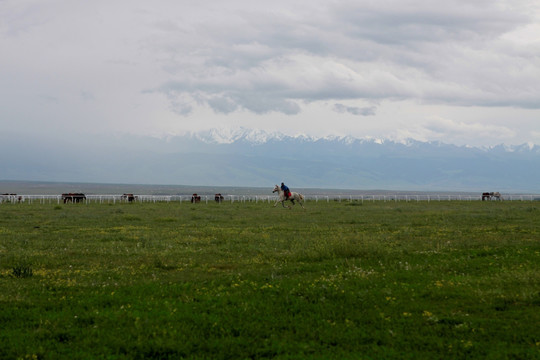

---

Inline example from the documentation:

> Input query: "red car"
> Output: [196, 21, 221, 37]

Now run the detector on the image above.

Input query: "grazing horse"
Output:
[62, 193, 86, 203]
[273, 185, 305, 209]
[122, 193, 137, 202]
[482, 192, 503, 201]
[191, 194, 201, 203]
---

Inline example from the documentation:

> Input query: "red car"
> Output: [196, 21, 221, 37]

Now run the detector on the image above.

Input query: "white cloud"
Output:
[422, 117, 515, 143]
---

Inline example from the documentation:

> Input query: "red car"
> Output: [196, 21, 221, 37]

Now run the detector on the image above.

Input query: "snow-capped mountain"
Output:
[1, 129, 539, 192]
[186, 127, 540, 155]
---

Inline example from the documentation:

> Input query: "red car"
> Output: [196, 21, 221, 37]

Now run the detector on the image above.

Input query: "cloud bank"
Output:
[1, 0, 540, 146]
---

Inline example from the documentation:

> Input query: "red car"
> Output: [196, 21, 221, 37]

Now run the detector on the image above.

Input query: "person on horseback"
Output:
[281, 182, 291, 200]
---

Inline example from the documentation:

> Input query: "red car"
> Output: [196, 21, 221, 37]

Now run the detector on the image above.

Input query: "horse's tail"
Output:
[299, 194, 304, 201]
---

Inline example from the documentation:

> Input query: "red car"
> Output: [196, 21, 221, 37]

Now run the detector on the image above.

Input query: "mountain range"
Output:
[2, 129, 539, 192]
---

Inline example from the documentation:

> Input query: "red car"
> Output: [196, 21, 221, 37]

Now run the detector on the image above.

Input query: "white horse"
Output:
[273, 185, 305, 209]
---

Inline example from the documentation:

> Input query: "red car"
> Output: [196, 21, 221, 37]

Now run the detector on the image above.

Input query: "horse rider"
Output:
[281, 182, 291, 200]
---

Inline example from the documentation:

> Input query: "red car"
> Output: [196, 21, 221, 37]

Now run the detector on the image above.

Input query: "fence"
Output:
[1, 193, 540, 204]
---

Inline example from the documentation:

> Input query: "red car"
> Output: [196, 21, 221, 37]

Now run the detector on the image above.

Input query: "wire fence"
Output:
[1, 193, 540, 204]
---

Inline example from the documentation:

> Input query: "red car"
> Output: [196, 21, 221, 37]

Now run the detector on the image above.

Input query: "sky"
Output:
[2, 0, 540, 147]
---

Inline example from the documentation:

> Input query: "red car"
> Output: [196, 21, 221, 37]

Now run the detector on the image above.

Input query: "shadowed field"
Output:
[1, 201, 539, 359]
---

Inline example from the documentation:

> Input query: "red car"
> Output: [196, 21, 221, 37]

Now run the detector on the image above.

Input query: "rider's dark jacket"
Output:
[281, 184, 290, 198]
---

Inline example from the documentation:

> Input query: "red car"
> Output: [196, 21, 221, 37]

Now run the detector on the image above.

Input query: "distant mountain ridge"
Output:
[1, 129, 539, 192]
[188, 128, 540, 154]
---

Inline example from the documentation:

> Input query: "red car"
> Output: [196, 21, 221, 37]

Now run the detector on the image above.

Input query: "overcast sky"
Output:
[2, 0, 540, 147]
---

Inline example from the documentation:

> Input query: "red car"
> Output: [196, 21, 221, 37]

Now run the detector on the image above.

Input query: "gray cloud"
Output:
[332, 1, 529, 45]
[207, 96, 238, 114]
[144, 0, 540, 114]
[333, 103, 377, 116]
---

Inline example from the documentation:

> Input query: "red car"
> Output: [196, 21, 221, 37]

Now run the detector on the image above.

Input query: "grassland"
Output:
[1, 200, 539, 359]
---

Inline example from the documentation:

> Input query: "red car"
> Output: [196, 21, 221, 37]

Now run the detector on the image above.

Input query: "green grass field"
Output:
[1, 200, 539, 359]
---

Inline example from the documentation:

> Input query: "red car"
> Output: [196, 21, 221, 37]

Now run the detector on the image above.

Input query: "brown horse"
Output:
[62, 193, 86, 203]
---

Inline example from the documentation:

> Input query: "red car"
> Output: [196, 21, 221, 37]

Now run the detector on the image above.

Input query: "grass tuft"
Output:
[11, 261, 33, 278]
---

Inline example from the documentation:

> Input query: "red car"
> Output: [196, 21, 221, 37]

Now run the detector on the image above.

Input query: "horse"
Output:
[122, 193, 137, 202]
[62, 193, 86, 203]
[273, 185, 305, 209]
[482, 192, 503, 201]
